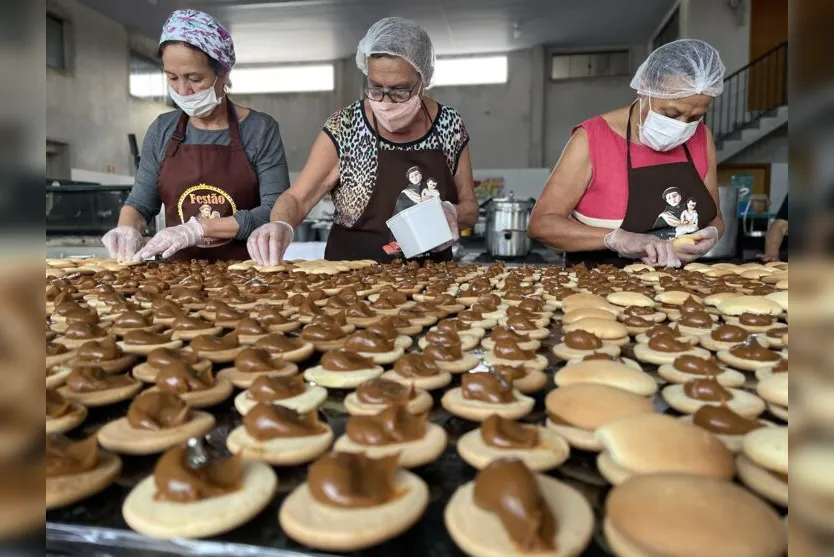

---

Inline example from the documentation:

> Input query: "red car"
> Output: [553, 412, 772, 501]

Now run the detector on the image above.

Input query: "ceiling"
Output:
[78, 0, 676, 64]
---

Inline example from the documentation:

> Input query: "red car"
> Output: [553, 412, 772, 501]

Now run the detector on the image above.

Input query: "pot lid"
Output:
[490, 191, 534, 209]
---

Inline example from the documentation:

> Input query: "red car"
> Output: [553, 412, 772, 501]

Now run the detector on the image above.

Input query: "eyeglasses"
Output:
[364, 81, 420, 103]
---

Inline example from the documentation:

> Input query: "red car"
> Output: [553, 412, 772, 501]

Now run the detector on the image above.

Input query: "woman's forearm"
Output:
[117, 206, 148, 231]
[528, 213, 609, 252]
[200, 216, 239, 239]
[269, 192, 307, 228]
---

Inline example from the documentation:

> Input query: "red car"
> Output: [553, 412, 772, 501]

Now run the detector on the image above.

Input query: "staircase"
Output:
[706, 42, 788, 163]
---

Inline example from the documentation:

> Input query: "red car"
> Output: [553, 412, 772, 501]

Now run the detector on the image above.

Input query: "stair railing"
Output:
[706, 42, 788, 143]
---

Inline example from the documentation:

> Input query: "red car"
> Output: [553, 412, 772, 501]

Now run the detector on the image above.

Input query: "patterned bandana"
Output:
[159, 9, 236, 73]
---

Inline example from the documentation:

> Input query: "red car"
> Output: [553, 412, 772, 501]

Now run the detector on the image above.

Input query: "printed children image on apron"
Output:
[394, 165, 442, 215]
[177, 184, 237, 248]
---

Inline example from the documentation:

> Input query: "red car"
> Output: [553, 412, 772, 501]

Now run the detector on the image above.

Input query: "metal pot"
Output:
[703, 184, 747, 259]
[485, 192, 534, 257]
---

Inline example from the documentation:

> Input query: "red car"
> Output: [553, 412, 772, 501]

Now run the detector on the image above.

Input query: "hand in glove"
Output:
[101, 226, 142, 262]
[432, 201, 461, 253]
[674, 226, 720, 263]
[247, 221, 294, 265]
[133, 217, 204, 261]
[604, 228, 681, 268]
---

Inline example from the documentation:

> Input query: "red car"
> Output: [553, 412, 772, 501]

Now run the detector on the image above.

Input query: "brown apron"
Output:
[157, 101, 259, 262]
[567, 102, 716, 267]
[325, 103, 458, 263]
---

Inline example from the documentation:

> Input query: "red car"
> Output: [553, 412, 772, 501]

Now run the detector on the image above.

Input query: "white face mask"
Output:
[638, 97, 700, 152]
[169, 78, 223, 118]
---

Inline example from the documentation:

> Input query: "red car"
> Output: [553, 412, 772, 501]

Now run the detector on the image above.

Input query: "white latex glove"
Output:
[675, 226, 720, 262]
[101, 226, 142, 262]
[432, 201, 461, 253]
[133, 217, 204, 261]
[604, 228, 681, 268]
[247, 221, 294, 265]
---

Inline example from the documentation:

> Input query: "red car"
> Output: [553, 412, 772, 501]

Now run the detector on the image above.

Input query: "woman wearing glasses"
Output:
[248, 17, 479, 263]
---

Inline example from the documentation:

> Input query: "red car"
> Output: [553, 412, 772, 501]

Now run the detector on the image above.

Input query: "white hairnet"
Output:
[631, 39, 726, 99]
[356, 17, 435, 86]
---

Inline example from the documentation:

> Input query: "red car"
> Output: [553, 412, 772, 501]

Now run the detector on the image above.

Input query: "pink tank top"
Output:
[572, 115, 709, 229]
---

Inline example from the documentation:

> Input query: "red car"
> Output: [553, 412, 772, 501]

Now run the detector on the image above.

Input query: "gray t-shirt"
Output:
[124, 107, 289, 240]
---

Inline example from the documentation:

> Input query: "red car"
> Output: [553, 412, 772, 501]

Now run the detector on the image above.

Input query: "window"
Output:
[129, 52, 171, 105]
[550, 50, 630, 81]
[46, 14, 67, 70]
[432, 55, 508, 87]
[653, 7, 680, 50]
[230, 65, 335, 94]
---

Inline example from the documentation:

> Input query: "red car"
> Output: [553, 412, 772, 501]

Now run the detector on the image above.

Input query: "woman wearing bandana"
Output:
[529, 40, 726, 267]
[247, 17, 479, 264]
[102, 9, 289, 261]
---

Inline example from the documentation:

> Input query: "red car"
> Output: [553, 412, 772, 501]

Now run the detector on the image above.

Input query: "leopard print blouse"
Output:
[322, 100, 470, 228]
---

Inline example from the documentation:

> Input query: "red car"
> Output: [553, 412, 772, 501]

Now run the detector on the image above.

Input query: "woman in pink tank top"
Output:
[529, 40, 727, 268]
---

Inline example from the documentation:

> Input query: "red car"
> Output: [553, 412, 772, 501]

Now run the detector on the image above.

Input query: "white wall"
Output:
[46, 0, 171, 178]
[729, 124, 788, 211]
[432, 49, 536, 170]
[233, 92, 339, 173]
[681, 0, 750, 74]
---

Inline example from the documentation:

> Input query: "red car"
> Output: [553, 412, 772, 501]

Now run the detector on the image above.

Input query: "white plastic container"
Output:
[385, 196, 452, 258]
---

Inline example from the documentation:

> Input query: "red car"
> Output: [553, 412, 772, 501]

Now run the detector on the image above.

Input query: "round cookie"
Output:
[379, 369, 452, 391]
[98, 411, 216, 455]
[216, 363, 300, 389]
[233, 385, 328, 415]
[226, 425, 334, 466]
[552, 342, 620, 362]
[45, 403, 88, 435]
[657, 362, 745, 388]
[633, 341, 710, 366]
[46, 449, 122, 510]
[57, 376, 143, 407]
[441, 388, 534, 422]
[661, 384, 766, 418]
[456, 424, 570, 471]
[303, 364, 384, 389]
[343, 388, 433, 416]
[279, 468, 428, 552]
[123, 459, 277, 538]
[445, 473, 594, 557]
[333, 422, 447, 468]
[554, 360, 657, 397]
[483, 351, 549, 372]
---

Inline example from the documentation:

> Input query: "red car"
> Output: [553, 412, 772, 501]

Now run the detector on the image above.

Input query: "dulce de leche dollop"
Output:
[190, 331, 240, 352]
[254, 333, 305, 354]
[248, 374, 306, 402]
[394, 353, 441, 378]
[153, 445, 242, 503]
[65, 367, 134, 393]
[683, 377, 733, 402]
[234, 348, 284, 373]
[647, 334, 690, 353]
[461, 373, 515, 404]
[243, 403, 326, 441]
[46, 434, 99, 477]
[127, 390, 190, 431]
[344, 331, 393, 353]
[692, 405, 762, 435]
[301, 320, 346, 342]
[493, 339, 535, 361]
[739, 313, 775, 327]
[480, 415, 538, 449]
[122, 329, 172, 346]
[729, 342, 781, 362]
[678, 311, 714, 327]
[147, 347, 201, 369]
[711, 325, 749, 343]
[156, 361, 213, 393]
[308, 452, 398, 508]
[423, 342, 464, 361]
[673, 355, 723, 376]
[424, 330, 461, 348]
[356, 378, 415, 405]
[346, 405, 426, 445]
[46, 389, 72, 418]
[321, 350, 375, 372]
[564, 330, 603, 350]
[473, 458, 556, 552]
[75, 338, 123, 362]
[491, 327, 530, 343]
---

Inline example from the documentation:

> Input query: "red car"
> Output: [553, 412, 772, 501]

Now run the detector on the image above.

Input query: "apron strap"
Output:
[165, 111, 189, 158]
[226, 100, 245, 150]
[164, 101, 244, 158]
[626, 101, 696, 169]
